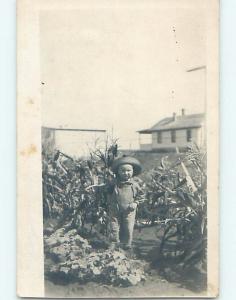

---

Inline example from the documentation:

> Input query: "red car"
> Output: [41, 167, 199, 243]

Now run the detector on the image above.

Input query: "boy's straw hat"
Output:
[111, 156, 142, 176]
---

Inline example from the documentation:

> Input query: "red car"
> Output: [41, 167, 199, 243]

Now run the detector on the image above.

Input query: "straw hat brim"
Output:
[111, 156, 142, 176]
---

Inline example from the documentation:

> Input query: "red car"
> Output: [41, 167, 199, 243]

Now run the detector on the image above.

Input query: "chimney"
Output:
[173, 112, 177, 121]
[181, 108, 185, 116]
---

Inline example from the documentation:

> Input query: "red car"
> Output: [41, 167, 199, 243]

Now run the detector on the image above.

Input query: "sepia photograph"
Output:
[17, 0, 219, 297]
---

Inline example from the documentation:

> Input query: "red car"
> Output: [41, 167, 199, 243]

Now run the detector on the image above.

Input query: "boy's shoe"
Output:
[123, 244, 132, 250]
[109, 242, 119, 250]
[124, 246, 137, 259]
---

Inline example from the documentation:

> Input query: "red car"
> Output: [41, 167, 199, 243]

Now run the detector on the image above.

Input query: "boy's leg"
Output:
[123, 209, 136, 248]
[109, 216, 120, 245]
[119, 220, 125, 244]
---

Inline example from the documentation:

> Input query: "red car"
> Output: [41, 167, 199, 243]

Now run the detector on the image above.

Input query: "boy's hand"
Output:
[128, 202, 137, 211]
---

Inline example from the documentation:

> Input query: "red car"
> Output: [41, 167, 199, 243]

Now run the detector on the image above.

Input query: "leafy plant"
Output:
[42, 139, 118, 233]
[44, 228, 146, 286]
[141, 144, 207, 271]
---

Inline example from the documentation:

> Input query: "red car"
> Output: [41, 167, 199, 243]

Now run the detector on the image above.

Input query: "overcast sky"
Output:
[40, 1, 206, 149]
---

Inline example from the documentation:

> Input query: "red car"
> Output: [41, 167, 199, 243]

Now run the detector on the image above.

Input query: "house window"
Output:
[187, 129, 192, 142]
[171, 130, 176, 143]
[157, 132, 162, 143]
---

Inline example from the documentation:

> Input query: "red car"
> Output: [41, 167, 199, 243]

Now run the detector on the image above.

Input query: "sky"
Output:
[40, 1, 206, 150]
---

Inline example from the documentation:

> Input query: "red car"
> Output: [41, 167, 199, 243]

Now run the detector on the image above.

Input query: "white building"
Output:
[42, 127, 106, 157]
[138, 109, 205, 152]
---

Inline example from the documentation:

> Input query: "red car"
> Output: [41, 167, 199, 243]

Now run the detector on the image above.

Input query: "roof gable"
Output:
[138, 113, 205, 133]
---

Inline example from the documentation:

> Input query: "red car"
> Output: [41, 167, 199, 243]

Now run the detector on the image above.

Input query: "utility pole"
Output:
[186, 65, 206, 149]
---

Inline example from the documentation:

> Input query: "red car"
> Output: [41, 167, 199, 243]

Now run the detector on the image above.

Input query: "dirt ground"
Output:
[45, 274, 205, 298]
[45, 226, 207, 298]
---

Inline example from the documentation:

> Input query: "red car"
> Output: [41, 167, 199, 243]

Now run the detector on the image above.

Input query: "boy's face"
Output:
[117, 164, 133, 181]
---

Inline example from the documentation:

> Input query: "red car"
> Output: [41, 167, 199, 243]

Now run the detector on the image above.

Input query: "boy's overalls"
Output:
[107, 179, 144, 247]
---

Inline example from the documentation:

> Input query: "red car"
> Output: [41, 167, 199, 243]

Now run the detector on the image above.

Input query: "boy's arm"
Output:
[133, 181, 146, 205]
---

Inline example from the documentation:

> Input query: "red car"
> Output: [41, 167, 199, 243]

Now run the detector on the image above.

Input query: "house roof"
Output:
[138, 113, 205, 133]
[42, 126, 106, 132]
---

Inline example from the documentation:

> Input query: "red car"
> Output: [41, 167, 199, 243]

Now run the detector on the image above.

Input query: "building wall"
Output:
[41, 127, 55, 155]
[140, 143, 152, 151]
[151, 127, 203, 150]
[41, 127, 107, 157]
[54, 131, 106, 158]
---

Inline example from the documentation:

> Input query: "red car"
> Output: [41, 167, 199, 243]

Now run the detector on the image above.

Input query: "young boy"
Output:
[106, 156, 144, 250]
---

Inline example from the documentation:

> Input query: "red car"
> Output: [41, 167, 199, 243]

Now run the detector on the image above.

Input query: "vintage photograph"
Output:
[17, 0, 219, 298]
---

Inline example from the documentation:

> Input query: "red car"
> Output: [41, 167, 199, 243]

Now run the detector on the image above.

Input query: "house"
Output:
[137, 109, 205, 152]
[41, 126, 106, 157]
